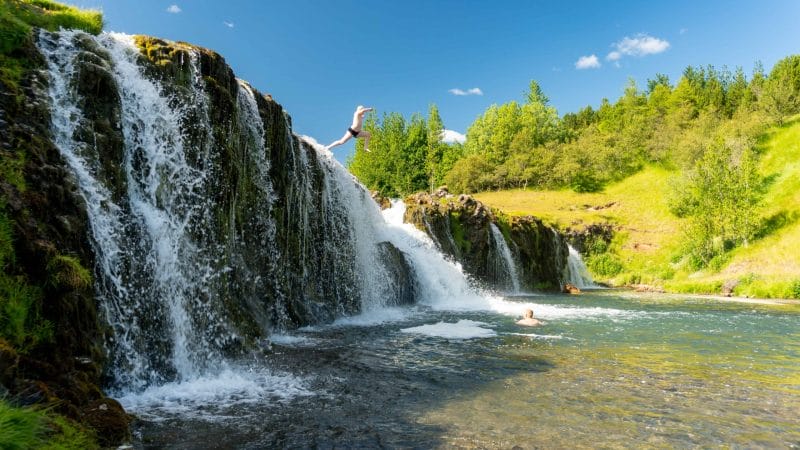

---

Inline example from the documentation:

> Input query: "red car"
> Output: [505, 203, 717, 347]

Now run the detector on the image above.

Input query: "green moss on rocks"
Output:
[132, 36, 194, 87]
[0, 273, 50, 351]
[448, 211, 471, 254]
[46, 254, 91, 290]
[0, 3, 126, 447]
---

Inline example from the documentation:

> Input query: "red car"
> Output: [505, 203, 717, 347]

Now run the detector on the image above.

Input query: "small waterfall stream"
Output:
[489, 223, 521, 293]
[566, 245, 597, 289]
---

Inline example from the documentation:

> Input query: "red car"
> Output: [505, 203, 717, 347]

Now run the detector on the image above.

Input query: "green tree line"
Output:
[347, 105, 465, 197]
[349, 56, 800, 197]
[347, 55, 800, 267]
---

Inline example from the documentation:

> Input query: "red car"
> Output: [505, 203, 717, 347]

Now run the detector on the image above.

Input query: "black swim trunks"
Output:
[347, 127, 360, 138]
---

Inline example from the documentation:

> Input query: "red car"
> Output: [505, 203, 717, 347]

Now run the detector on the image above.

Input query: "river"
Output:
[121, 291, 800, 448]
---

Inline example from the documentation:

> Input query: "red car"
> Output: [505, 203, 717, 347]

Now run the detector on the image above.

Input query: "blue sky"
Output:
[69, 0, 800, 162]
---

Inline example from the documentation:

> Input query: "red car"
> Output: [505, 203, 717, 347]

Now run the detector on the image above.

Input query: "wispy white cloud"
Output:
[166, 4, 181, 13]
[223, 21, 234, 28]
[575, 54, 601, 69]
[679, 28, 688, 35]
[449, 87, 483, 96]
[441, 129, 466, 144]
[606, 33, 669, 60]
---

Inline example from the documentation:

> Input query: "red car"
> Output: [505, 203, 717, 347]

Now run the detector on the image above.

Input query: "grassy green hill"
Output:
[476, 116, 800, 299]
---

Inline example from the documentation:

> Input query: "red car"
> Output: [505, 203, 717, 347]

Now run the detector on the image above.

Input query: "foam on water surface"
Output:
[400, 319, 498, 339]
[117, 368, 312, 422]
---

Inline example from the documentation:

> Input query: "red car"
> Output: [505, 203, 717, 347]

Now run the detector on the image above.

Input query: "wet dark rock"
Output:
[1, 31, 111, 443]
[565, 222, 614, 254]
[0, 340, 19, 386]
[377, 241, 416, 306]
[82, 397, 132, 446]
[404, 192, 567, 291]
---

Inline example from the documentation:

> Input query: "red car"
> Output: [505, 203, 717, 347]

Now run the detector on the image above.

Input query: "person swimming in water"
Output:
[516, 308, 543, 326]
[327, 105, 374, 152]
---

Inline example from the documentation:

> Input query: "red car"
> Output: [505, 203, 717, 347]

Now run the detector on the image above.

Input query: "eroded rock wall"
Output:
[404, 190, 567, 291]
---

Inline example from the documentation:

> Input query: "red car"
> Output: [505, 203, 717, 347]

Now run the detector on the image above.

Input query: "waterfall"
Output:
[37, 29, 496, 394]
[380, 200, 489, 311]
[38, 30, 245, 389]
[489, 223, 521, 293]
[566, 245, 597, 289]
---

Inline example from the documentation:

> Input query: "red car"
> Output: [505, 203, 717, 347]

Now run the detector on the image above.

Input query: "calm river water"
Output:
[124, 291, 800, 448]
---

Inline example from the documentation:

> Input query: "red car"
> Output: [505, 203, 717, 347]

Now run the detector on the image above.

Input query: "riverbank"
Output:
[598, 287, 800, 307]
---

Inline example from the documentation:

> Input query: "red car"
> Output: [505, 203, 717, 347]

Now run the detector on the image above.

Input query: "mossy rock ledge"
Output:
[1, 25, 130, 445]
[403, 190, 567, 292]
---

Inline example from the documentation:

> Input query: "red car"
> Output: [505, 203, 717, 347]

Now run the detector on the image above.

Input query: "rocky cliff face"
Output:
[0, 30, 128, 445]
[1, 28, 416, 445]
[404, 190, 567, 291]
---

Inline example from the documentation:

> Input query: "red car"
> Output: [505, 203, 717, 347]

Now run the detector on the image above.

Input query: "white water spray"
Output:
[566, 244, 597, 289]
[489, 223, 521, 293]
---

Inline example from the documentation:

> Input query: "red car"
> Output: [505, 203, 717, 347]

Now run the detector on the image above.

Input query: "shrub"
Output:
[791, 279, 800, 299]
[587, 253, 624, 277]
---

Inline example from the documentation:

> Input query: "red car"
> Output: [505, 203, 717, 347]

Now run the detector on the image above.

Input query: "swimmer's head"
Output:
[524, 308, 534, 319]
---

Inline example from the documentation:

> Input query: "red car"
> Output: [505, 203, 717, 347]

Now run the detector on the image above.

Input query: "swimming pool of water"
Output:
[125, 291, 800, 448]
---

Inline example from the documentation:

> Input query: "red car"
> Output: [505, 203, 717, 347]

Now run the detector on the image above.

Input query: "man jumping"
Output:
[327, 105, 373, 152]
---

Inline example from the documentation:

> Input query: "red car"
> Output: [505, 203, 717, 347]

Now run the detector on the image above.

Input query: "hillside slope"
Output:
[475, 117, 800, 299]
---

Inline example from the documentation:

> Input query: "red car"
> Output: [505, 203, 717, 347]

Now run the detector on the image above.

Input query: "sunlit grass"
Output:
[476, 166, 687, 285]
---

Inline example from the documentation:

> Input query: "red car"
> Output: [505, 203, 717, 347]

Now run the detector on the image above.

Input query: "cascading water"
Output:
[489, 223, 521, 293]
[38, 30, 244, 389]
[36, 28, 495, 398]
[566, 244, 597, 289]
[379, 199, 489, 311]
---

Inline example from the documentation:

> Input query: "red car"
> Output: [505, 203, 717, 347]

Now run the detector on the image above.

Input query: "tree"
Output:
[647, 73, 671, 94]
[425, 104, 445, 191]
[762, 55, 800, 122]
[668, 140, 763, 267]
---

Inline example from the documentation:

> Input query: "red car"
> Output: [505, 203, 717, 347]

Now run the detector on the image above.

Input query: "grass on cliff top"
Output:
[0, 0, 102, 47]
[0, 0, 102, 88]
[475, 117, 800, 298]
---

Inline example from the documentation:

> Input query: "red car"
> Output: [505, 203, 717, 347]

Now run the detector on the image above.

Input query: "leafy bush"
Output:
[587, 253, 624, 277]
[708, 252, 732, 272]
[791, 279, 800, 299]
[669, 141, 763, 267]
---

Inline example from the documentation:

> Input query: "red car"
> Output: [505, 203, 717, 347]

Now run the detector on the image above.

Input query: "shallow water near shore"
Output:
[125, 291, 800, 448]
